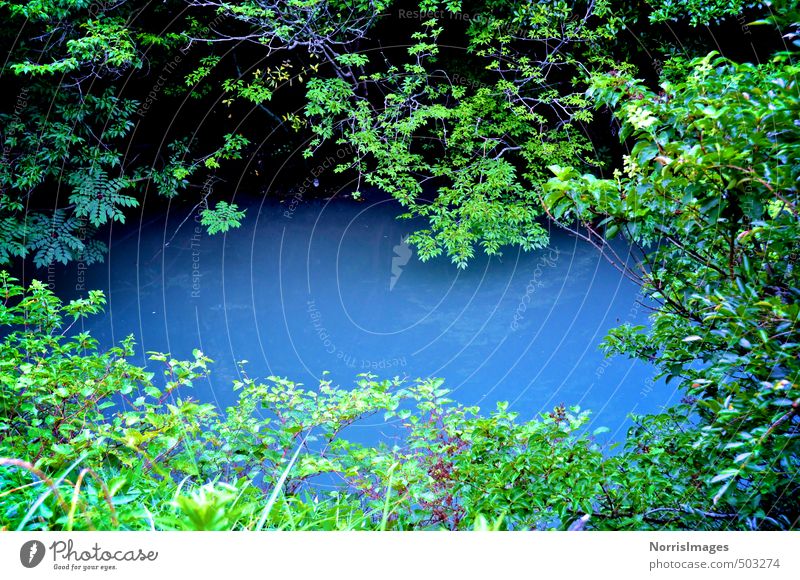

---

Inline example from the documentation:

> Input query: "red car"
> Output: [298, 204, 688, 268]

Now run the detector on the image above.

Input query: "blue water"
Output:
[39, 192, 679, 442]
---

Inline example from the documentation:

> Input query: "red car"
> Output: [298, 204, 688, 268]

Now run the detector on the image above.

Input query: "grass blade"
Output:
[255, 431, 309, 531]
[16, 452, 88, 531]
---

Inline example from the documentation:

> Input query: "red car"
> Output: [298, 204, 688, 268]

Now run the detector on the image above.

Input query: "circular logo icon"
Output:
[20, 540, 46, 568]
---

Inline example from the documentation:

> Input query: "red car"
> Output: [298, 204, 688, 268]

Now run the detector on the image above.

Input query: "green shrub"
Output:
[1, 272, 795, 530]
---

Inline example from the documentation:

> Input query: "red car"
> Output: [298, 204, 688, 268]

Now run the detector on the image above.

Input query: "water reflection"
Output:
[42, 192, 679, 441]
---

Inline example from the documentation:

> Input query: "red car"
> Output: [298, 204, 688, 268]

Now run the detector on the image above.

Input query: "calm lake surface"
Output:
[40, 192, 679, 442]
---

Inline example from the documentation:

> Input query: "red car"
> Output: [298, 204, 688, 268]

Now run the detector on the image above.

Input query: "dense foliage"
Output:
[1, 0, 798, 530]
[4, 0, 793, 268]
[546, 50, 800, 527]
[0, 270, 796, 530]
